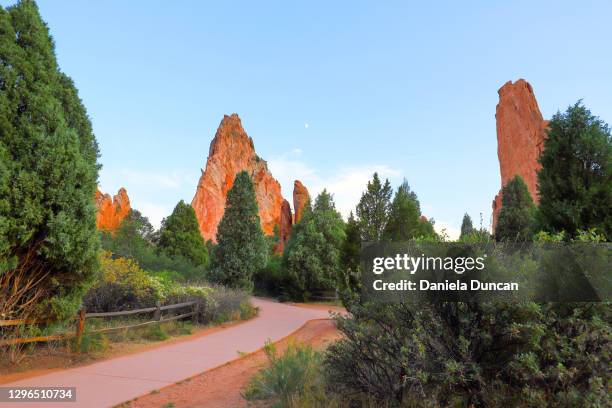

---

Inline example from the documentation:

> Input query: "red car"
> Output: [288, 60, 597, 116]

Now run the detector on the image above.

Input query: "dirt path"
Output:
[125, 319, 342, 408]
[1, 299, 331, 408]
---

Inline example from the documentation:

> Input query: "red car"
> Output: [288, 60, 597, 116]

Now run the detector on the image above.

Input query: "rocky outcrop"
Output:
[276, 199, 293, 252]
[95, 187, 131, 231]
[492, 79, 547, 229]
[191, 114, 288, 245]
[293, 180, 310, 223]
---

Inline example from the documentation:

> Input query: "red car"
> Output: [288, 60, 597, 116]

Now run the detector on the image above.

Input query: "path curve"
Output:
[2, 298, 331, 408]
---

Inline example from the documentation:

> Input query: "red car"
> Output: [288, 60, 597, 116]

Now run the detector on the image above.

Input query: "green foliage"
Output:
[460, 213, 474, 239]
[158, 200, 209, 267]
[356, 173, 392, 241]
[327, 297, 610, 407]
[210, 171, 267, 290]
[340, 212, 361, 293]
[537, 102, 612, 239]
[245, 341, 325, 408]
[0, 1, 99, 321]
[383, 180, 432, 241]
[100, 209, 206, 281]
[326, 236, 610, 407]
[254, 254, 288, 297]
[495, 175, 536, 241]
[283, 190, 346, 300]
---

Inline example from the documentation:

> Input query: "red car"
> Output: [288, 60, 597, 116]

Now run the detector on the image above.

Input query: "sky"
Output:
[5, 0, 611, 238]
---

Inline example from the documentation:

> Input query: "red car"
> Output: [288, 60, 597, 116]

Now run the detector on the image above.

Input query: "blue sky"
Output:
[7, 1, 611, 237]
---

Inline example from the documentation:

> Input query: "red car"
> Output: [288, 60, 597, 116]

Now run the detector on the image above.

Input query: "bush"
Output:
[245, 341, 325, 408]
[83, 252, 254, 324]
[326, 295, 610, 407]
[83, 252, 163, 312]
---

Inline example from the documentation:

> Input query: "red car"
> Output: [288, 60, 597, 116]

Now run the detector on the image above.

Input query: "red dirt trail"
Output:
[0, 298, 332, 408]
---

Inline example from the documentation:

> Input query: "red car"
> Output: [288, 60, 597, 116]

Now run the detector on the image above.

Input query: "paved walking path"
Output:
[1, 298, 331, 408]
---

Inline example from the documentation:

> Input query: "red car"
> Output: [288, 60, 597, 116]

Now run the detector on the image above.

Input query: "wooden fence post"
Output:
[154, 301, 161, 321]
[192, 300, 200, 324]
[75, 308, 86, 353]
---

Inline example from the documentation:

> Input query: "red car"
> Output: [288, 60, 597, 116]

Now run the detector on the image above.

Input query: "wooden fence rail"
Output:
[0, 300, 200, 350]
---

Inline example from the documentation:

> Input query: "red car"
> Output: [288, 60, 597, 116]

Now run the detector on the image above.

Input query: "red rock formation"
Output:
[492, 79, 547, 229]
[293, 180, 310, 223]
[95, 187, 131, 231]
[191, 114, 287, 244]
[276, 199, 293, 252]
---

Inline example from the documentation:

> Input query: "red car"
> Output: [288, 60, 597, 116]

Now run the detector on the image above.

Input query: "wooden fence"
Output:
[0, 300, 200, 350]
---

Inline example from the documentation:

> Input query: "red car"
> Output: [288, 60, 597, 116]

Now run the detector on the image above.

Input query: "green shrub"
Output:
[245, 341, 325, 408]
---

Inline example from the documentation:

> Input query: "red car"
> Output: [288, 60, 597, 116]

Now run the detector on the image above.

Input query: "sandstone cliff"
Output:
[191, 114, 289, 245]
[492, 79, 547, 229]
[95, 187, 131, 231]
[293, 180, 310, 223]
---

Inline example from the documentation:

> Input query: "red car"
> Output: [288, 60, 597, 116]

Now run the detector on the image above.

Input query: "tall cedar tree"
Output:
[356, 172, 392, 241]
[460, 213, 474, 239]
[283, 190, 346, 299]
[495, 176, 536, 241]
[210, 172, 267, 290]
[537, 102, 612, 239]
[158, 200, 209, 267]
[0, 1, 99, 320]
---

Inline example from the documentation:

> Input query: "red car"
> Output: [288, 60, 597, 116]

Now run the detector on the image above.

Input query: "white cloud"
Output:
[433, 220, 461, 241]
[138, 202, 173, 229]
[268, 151, 401, 219]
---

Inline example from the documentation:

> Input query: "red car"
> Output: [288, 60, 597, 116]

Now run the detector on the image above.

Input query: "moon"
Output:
[304, 123, 309, 129]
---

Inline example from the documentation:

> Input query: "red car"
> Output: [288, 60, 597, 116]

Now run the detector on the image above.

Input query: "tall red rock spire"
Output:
[492, 79, 548, 229]
[191, 114, 287, 244]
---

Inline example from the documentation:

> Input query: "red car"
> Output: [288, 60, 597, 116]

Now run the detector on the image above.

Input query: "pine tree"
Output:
[283, 190, 346, 299]
[537, 102, 612, 239]
[383, 180, 427, 241]
[0, 1, 99, 321]
[495, 176, 536, 241]
[356, 172, 392, 241]
[210, 171, 267, 290]
[460, 213, 474, 239]
[158, 201, 209, 267]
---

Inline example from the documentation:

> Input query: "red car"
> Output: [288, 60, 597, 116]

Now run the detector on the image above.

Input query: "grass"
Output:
[244, 341, 326, 408]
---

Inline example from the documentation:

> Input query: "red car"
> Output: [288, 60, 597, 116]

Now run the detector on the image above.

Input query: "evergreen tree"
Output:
[210, 171, 267, 290]
[0, 1, 99, 320]
[158, 201, 209, 267]
[495, 176, 536, 241]
[537, 102, 612, 238]
[283, 190, 346, 299]
[460, 213, 474, 239]
[383, 180, 431, 241]
[356, 172, 392, 241]
[341, 211, 361, 293]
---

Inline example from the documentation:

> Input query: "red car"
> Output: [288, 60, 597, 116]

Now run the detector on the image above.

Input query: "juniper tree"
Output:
[283, 190, 345, 299]
[158, 200, 209, 267]
[210, 171, 267, 290]
[537, 102, 612, 239]
[0, 1, 99, 320]
[495, 176, 536, 241]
